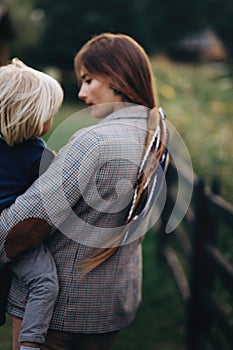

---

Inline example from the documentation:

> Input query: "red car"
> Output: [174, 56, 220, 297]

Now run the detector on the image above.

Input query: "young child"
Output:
[0, 58, 64, 350]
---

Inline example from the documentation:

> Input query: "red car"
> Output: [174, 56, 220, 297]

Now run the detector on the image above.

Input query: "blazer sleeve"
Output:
[0, 129, 100, 263]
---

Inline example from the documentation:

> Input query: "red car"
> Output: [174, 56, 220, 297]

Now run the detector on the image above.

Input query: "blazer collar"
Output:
[100, 104, 149, 124]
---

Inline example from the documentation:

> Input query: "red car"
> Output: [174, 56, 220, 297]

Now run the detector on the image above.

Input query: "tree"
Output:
[23, 0, 209, 99]
[2, 0, 43, 58]
[31, 0, 141, 70]
[0, 2, 15, 65]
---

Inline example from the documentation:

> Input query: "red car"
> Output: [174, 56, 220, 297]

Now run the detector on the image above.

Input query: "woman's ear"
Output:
[113, 88, 121, 95]
[109, 84, 121, 95]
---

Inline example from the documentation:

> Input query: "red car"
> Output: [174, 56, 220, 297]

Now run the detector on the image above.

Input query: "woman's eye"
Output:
[85, 79, 92, 84]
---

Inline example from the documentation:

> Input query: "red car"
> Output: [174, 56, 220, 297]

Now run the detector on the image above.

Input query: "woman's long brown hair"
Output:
[74, 33, 169, 275]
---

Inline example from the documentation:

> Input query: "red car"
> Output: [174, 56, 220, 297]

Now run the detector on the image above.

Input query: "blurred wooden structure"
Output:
[158, 160, 233, 349]
[0, 3, 15, 66]
[171, 29, 228, 63]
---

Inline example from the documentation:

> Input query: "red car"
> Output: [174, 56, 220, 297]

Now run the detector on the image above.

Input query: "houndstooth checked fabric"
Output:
[0, 105, 164, 333]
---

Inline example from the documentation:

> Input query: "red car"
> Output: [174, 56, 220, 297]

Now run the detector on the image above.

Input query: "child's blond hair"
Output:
[0, 58, 64, 145]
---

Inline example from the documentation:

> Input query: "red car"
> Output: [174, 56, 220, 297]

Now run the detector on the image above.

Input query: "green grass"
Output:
[0, 57, 232, 349]
[0, 315, 12, 349]
[43, 102, 97, 150]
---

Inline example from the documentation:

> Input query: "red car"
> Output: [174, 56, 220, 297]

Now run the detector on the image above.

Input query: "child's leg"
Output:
[10, 243, 59, 347]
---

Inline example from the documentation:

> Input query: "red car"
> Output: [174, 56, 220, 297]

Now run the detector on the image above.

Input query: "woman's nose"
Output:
[78, 84, 87, 100]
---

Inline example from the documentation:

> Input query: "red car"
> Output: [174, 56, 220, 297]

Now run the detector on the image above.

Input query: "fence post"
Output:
[157, 163, 176, 260]
[186, 178, 217, 349]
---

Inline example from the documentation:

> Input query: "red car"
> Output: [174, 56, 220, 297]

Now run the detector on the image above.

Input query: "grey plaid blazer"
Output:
[0, 105, 157, 333]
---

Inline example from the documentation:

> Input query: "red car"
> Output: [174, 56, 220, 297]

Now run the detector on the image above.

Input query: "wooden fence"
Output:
[158, 161, 233, 350]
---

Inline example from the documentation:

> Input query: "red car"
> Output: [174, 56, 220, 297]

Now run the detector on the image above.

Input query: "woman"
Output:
[0, 33, 168, 350]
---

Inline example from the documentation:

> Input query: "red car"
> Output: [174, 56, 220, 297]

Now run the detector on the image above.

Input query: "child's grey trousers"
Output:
[10, 243, 59, 344]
